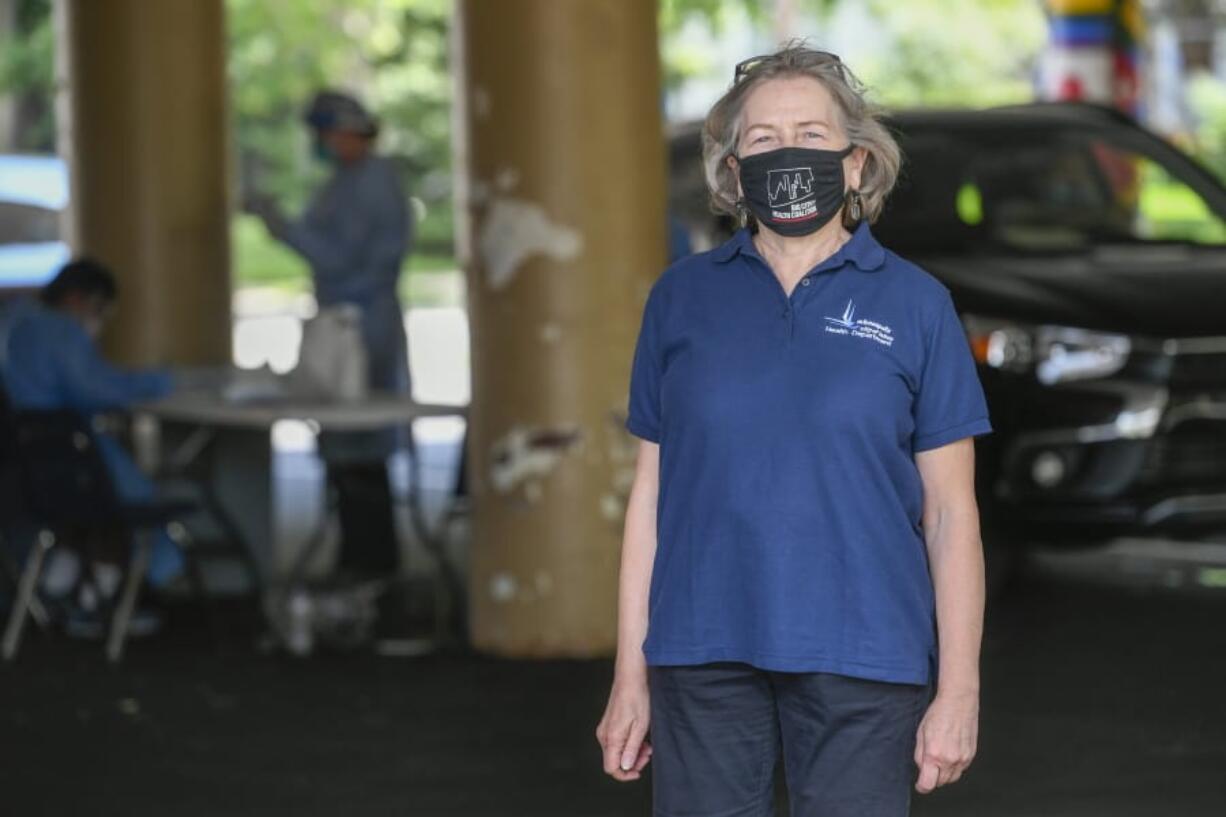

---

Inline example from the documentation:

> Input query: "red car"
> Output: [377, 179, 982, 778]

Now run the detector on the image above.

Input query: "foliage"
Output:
[660, 0, 843, 34]
[658, 0, 841, 92]
[1, 0, 1058, 296]
[0, 0, 54, 151]
[0, 0, 454, 255]
[227, 0, 452, 253]
[233, 212, 460, 306]
[1, 0, 1050, 193]
[857, 0, 1047, 108]
[1185, 70, 1226, 183]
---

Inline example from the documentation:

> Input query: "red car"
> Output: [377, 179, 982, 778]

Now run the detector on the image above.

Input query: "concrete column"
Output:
[56, 0, 231, 365]
[455, 0, 666, 656]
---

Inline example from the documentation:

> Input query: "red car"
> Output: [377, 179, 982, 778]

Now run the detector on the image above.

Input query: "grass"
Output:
[232, 214, 463, 308]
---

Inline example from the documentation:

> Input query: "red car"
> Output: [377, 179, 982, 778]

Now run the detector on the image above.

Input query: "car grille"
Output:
[1139, 428, 1226, 488]
[1168, 351, 1226, 390]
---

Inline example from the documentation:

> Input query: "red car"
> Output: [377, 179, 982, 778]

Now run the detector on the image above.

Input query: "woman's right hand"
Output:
[595, 671, 653, 782]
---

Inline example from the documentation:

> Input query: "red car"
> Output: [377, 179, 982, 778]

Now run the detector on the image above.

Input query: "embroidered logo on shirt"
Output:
[823, 299, 895, 347]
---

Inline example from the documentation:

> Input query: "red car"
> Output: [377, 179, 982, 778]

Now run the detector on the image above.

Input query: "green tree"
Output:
[1, 0, 1051, 289]
[858, 0, 1045, 108]
[658, 0, 842, 92]
[0, 0, 54, 151]
[228, 0, 452, 254]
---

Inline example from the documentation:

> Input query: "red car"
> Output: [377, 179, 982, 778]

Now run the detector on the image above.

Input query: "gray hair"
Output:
[702, 45, 900, 229]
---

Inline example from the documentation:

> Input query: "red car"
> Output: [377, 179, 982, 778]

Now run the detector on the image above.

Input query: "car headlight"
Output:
[963, 315, 1131, 385]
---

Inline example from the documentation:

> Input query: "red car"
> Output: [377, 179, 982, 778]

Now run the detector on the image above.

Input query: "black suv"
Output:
[669, 103, 1226, 578]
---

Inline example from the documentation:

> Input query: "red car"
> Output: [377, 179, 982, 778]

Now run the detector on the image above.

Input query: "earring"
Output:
[735, 197, 750, 225]
[848, 189, 863, 222]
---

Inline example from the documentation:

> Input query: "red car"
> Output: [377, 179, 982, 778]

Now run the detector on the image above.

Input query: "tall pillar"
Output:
[455, 0, 667, 656]
[55, 0, 231, 365]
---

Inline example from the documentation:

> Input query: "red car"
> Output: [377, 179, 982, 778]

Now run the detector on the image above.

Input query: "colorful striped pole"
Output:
[1041, 0, 1144, 115]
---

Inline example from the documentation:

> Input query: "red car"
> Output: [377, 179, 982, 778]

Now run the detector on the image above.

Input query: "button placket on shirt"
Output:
[742, 256, 792, 324]
[744, 253, 841, 343]
[780, 276, 813, 341]
[785, 277, 811, 341]
[789, 267, 846, 343]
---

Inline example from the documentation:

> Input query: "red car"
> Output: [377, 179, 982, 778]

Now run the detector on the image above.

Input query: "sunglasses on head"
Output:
[733, 49, 845, 83]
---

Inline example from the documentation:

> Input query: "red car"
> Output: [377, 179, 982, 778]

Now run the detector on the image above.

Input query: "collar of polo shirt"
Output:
[712, 219, 887, 272]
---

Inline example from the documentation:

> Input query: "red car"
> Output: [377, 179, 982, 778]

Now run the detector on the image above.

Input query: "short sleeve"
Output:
[912, 290, 992, 453]
[625, 284, 664, 443]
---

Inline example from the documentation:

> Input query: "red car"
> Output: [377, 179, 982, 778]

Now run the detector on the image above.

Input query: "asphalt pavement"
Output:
[2, 540, 1224, 816]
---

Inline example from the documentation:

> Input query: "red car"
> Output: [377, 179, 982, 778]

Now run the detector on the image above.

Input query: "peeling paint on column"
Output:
[538, 323, 562, 344]
[478, 196, 582, 290]
[612, 466, 635, 493]
[469, 179, 490, 205]
[600, 410, 641, 522]
[599, 493, 622, 521]
[489, 425, 583, 494]
[495, 166, 520, 191]
[535, 571, 554, 596]
[491, 570, 553, 604]
[490, 572, 517, 602]
[472, 86, 491, 119]
[608, 409, 638, 452]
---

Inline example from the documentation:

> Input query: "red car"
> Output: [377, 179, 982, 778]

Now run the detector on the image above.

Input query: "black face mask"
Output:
[735, 145, 854, 236]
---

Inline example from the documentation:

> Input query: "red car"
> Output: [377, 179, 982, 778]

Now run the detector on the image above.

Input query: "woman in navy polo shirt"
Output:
[596, 46, 992, 816]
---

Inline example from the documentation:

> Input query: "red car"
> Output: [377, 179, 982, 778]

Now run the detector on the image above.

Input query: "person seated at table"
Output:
[1, 258, 186, 630]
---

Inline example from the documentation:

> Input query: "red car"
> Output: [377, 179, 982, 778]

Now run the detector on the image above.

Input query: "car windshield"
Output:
[878, 124, 1226, 253]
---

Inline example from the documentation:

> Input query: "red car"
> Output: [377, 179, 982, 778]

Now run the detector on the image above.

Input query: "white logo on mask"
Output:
[767, 167, 815, 207]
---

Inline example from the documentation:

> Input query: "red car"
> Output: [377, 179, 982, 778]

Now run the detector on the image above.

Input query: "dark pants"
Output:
[648, 662, 931, 817]
[330, 461, 399, 576]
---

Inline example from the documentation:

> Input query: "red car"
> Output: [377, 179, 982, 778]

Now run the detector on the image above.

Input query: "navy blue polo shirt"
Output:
[625, 221, 992, 685]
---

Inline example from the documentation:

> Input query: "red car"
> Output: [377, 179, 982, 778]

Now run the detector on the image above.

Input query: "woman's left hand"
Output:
[914, 689, 978, 793]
